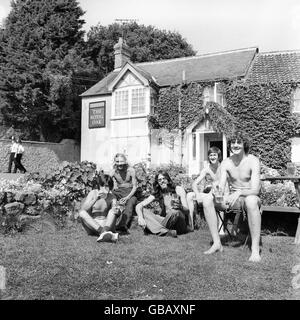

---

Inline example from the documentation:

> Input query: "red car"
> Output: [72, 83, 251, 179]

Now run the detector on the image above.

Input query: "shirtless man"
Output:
[202, 130, 262, 262]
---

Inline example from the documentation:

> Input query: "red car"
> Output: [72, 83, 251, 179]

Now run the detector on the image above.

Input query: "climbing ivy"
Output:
[151, 81, 238, 134]
[225, 82, 299, 169]
[149, 80, 300, 169]
[154, 82, 206, 130]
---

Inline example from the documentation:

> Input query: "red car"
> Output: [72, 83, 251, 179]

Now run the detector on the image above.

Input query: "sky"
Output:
[0, 0, 299, 54]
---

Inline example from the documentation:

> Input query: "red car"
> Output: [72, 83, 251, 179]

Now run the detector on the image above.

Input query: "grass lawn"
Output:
[0, 218, 299, 300]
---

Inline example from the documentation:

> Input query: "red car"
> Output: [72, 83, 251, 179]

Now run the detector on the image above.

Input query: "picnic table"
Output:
[261, 175, 300, 245]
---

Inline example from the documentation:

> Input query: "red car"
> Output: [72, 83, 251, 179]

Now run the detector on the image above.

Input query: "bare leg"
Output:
[104, 209, 118, 232]
[186, 192, 195, 230]
[245, 196, 261, 262]
[202, 194, 223, 254]
[79, 210, 101, 234]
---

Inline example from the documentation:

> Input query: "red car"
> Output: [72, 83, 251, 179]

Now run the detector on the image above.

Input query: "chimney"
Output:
[114, 37, 131, 70]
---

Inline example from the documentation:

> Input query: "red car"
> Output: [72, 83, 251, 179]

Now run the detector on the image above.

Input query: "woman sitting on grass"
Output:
[136, 171, 192, 237]
[79, 173, 120, 243]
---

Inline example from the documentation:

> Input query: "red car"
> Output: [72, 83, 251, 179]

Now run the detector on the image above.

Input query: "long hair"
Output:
[207, 146, 222, 162]
[152, 171, 176, 216]
[227, 130, 250, 154]
[93, 171, 114, 190]
[113, 153, 129, 171]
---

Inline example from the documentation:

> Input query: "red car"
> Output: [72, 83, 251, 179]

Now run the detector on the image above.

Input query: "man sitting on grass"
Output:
[201, 130, 262, 262]
[79, 173, 120, 243]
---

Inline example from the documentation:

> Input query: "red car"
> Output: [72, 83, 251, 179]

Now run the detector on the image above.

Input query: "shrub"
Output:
[26, 161, 100, 200]
[261, 181, 298, 207]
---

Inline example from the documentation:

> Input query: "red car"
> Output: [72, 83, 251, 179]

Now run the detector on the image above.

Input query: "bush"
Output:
[26, 161, 100, 200]
[261, 182, 298, 207]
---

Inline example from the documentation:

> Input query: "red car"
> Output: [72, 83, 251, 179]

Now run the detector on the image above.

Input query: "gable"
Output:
[115, 70, 144, 89]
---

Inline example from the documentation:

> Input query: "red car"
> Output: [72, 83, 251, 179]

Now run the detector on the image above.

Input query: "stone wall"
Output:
[0, 139, 80, 174]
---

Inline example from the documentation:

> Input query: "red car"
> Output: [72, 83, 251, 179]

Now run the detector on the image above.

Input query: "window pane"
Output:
[294, 88, 300, 99]
[192, 133, 196, 159]
[132, 88, 145, 114]
[115, 91, 128, 116]
[216, 94, 224, 105]
[293, 88, 300, 112]
[294, 100, 300, 112]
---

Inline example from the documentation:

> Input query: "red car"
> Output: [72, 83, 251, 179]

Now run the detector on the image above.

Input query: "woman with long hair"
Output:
[79, 172, 120, 243]
[135, 170, 192, 237]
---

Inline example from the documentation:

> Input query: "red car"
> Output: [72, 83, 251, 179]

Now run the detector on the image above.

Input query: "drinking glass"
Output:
[287, 162, 296, 176]
[171, 193, 180, 209]
[215, 188, 224, 204]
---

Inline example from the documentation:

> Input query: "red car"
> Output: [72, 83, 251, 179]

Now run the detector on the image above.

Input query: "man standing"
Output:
[7, 136, 17, 173]
[110, 153, 137, 233]
[202, 130, 262, 262]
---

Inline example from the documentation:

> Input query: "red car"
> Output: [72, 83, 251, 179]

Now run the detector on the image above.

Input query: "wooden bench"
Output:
[261, 205, 300, 244]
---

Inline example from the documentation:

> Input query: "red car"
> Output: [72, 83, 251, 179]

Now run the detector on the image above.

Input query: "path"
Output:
[0, 173, 24, 182]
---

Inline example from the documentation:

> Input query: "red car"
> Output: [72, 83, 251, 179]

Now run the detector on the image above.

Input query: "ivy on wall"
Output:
[224, 82, 299, 169]
[149, 80, 300, 169]
[149, 82, 238, 135]
[150, 82, 206, 130]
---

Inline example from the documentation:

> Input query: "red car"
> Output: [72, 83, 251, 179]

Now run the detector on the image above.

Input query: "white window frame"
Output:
[293, 87, 300, 113]
[112, 85, 149, 119]
[214, 82, 225, 106]
[114, 89, 129, 117]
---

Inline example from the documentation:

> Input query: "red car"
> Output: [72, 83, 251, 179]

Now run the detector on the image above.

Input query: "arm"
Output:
[218, 161, 228, 193]
[192, 169, 207, 196]
[176, 186, 193, 227]
[175, 186, 188, 211]
[135, 195, 155, 228]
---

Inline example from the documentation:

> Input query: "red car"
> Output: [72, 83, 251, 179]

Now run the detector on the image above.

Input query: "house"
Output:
[80, 38, 300, 174]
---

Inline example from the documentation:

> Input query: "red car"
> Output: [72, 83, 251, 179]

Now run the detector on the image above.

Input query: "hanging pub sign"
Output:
[89, 101, 106, 128]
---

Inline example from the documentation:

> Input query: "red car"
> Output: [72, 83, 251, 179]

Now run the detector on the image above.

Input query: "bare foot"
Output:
[204, 243, 223, 255]
[248, 253, 261, 262]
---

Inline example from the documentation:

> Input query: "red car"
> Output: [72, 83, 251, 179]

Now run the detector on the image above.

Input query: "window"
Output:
[132, 88, 145, 114]
[115, 90, 128, 116]
[293, 88, 300, 113]
[215, 83, 225, 106]
[192, 133, 196, 159]
[203, 87, 213, 103]
[113, 87, 147, 118]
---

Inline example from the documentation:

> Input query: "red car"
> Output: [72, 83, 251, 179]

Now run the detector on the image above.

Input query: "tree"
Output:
[85, 22, 196, 78]
[0, 0, 97, 142]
